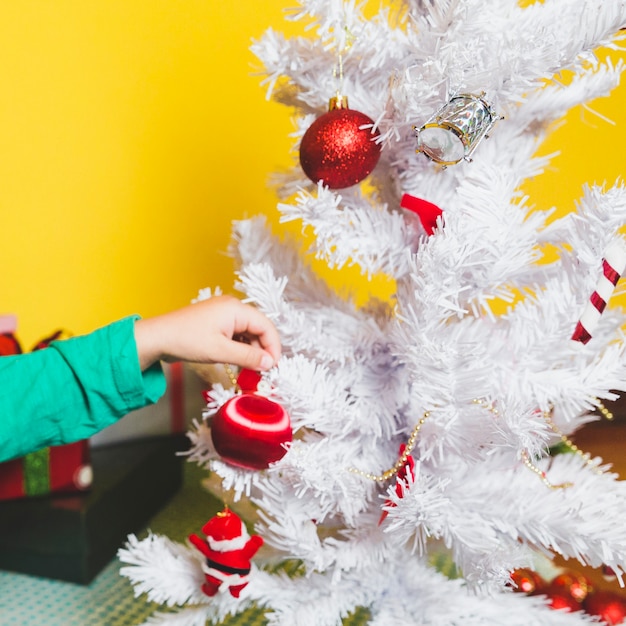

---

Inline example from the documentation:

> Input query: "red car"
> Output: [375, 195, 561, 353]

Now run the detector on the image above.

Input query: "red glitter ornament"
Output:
[299, 97, 381, 189]
[584, 590, 626, 625]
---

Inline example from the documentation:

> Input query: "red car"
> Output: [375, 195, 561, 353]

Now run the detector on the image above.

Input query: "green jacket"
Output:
[0, 316, 166, 462]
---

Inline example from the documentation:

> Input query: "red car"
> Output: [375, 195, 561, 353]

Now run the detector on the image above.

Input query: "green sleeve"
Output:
[0, 316, 167, 462]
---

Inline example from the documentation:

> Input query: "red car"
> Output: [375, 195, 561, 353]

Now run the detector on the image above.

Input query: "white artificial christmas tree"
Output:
[119, 1, 626, 624]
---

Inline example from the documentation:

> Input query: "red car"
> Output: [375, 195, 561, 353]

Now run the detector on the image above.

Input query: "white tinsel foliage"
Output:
[118, 534, 208, 607]
[120, 540, 604, 625]
[120, 0, 626, 624]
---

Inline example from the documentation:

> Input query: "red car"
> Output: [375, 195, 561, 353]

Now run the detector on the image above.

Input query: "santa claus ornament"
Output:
[208, 367, 292, 470]
[299, 95, 381, 189]
[189, 508, 263, 598]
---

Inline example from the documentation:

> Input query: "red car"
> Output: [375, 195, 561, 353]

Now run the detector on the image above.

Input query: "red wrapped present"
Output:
[0, 440, 92, 500]
[0, 314, 21, 356]
[0, 319, 92, 500]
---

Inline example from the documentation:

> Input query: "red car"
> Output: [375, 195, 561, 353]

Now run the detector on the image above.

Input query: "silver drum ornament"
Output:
[414, 94, 500, 166]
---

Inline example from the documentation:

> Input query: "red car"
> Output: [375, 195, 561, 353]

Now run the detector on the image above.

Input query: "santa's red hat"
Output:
[202, 508, 250, 552]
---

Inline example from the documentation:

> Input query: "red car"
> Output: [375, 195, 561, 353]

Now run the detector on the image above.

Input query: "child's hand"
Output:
[134, 295, 281, 372]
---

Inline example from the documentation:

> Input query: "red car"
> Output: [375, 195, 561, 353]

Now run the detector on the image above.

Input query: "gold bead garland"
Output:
[319, 372, 615, 488]
[520, 449, 573, 490]
[595, 399, 614, 421]
[542, 409, 603, 477]
[223, 363, 240, 389]
[476, 398, 608, 489]
[223, 363, 272, 396]
[473, 398, 613, 489]
[471, 399, 574, 488]
[472, 397, 496, 412]
[348, 411, 431, 482]
[347, 397, 608, 486]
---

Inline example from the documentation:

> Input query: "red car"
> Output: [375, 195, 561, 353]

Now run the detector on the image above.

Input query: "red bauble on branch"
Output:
[299, 96, 381, 189]
[584, 591, 626, 625]
[549, 570, 594, 603]
[209, 369, 292, 471]
[509, 568, 546, 595]
[545, 588, 583, 613]
[211, 394, 292, 470]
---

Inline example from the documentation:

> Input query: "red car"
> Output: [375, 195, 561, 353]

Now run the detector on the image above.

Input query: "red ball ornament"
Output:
[545, 589, 583, 613]
[299, 98, 381, 189]
[584, 591, 626, 625]
[509, 568, 545, 595]
[550, 570, 594, 603]
[211, 393, 292, 470]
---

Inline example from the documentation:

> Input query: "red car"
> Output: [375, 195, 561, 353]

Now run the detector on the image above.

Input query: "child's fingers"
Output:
[214, 335, 276, 371]
[232, 306, 282, 363]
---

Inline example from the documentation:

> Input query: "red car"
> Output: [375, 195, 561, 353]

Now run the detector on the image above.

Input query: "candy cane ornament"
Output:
[571, 239, 626, 345]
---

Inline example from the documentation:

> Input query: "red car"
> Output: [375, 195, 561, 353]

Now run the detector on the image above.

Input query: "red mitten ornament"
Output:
[189, 508, 263, 598]
[209, 369, 292, 470]
[400, 193, 443, 236]
[299, 96, 381, 189]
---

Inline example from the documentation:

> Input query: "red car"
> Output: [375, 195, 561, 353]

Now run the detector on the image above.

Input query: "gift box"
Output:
[0, 318, 91, 501]
[0, 314, 20, 354]
[0, 316, 189, 582]
[0, 440, 91, 500]
[0, 435, 186, 584]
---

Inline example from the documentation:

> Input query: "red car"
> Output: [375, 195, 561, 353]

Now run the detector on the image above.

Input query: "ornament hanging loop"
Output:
[329, 95, 349, 111]
[331, 22, 355, 109]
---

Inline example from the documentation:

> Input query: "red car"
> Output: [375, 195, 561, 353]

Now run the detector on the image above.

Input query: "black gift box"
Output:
[0, 436, 186, 584]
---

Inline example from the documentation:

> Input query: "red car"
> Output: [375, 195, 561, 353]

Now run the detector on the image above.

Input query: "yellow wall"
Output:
[0, 2, 624, 344]
[0, 1, 300, 344]
[522, 48, 626, 217]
